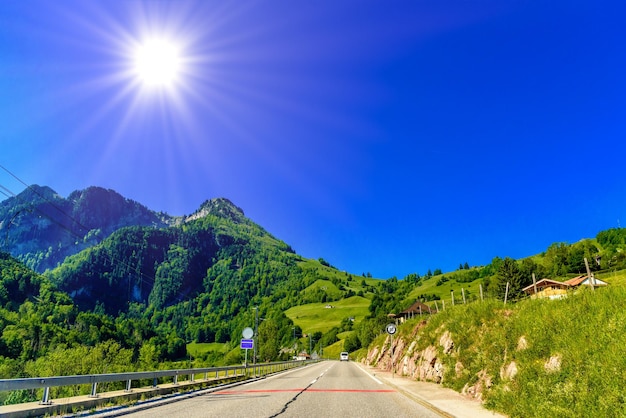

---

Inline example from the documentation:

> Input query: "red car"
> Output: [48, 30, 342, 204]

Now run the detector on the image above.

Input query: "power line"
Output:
[0, 165, 206, 308]
[0, 164, 90, 236]
[0, 167, 160, 301]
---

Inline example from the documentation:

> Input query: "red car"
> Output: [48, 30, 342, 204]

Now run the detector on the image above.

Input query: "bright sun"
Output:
[132, 39, 182, 88]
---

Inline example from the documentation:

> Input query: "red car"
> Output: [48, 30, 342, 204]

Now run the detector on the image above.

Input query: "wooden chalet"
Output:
[523, 275, 608, 300]
[393, 301, 434, 323]
[522, 279, 568, 300]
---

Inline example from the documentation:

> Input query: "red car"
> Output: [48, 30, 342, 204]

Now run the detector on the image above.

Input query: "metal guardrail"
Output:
[0, 360, 314, 405]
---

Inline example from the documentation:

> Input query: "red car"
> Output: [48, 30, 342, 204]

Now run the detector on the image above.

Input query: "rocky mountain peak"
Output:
[186, 197, 245, 223]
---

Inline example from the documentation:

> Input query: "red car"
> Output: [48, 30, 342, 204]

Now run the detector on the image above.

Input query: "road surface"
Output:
[120, 361, 443, 418]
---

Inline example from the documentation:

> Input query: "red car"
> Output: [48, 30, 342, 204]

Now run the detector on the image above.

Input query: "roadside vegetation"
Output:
[370, 283, 626, 417]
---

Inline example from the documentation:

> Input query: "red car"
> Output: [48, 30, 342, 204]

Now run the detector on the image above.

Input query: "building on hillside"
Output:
[563, 274, 608, 288]
[522, 279, 569, 300]
[393, 300, 434, 323]
[523, 275, 609, 300]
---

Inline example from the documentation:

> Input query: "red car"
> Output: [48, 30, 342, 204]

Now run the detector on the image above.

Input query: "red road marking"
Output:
[216, 389, 395, 395]
[307, 389, 395, 393]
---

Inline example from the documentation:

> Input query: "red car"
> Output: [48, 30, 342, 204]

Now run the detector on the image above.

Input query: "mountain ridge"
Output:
[0, 185, 253, 273]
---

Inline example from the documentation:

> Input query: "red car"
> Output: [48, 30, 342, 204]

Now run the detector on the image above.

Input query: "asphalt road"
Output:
[120, 361, 443, 418]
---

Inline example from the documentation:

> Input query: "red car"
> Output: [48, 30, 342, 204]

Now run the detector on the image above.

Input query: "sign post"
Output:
[242, 327, 254, 371]
[241, 339, 254, 368]
[386, 323, 397, 379]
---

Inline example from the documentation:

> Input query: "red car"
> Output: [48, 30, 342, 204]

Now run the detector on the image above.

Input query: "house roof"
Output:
[398, 300, 433, 315]
[522, 279, 569, 294]
[563, 275, 587, 286]
[523, 275, 609, 295]
[563, 274, 608, 287]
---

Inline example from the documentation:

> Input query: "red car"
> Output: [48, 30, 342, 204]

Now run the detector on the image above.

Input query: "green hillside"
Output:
[365, 281, 626, 417]
[401, 231, 626, 311]
[285, 295, 370, 334]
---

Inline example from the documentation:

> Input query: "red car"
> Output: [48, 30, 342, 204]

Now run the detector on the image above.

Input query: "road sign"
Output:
[242, 327, 254, 339]
[240, 339, 254, 349]
[386, 323, 397, 335]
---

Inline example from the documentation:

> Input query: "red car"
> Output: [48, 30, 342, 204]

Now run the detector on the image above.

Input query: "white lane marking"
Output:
[263, 361, 322, 382]
[355, 363, 383, 385]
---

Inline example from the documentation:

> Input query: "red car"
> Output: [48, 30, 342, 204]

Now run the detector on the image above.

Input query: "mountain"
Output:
[1, 185, 345, 328]
[0, 185, 176, 272]
[47, 195, 298, 315]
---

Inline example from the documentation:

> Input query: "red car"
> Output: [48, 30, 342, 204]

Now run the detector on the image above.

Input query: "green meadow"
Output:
[285, 296, 370, 334]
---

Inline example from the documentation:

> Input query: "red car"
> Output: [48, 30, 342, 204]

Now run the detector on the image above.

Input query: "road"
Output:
[120, 361, 443, 418]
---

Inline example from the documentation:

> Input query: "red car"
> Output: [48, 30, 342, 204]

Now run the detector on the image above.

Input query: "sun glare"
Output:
[132, 39, 182, 88]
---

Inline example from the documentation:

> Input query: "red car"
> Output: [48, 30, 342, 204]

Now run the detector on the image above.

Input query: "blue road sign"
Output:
[240, 339, 254, 349]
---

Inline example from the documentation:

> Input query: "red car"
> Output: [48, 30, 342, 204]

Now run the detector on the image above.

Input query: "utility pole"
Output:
[584, 257, 596, 291]
[254, 307, 258, 364]
[504, 282, 510, 305]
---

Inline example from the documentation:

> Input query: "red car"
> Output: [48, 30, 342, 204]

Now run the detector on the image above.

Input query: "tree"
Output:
[566, 240, 599, 274]
[318, 258, 330, 267]
[519, 258, 546, 283]
[258, 320, 280, 362]
[149, 245, 190, 309]
[343, 332, 361, 352]
[493, 257, 525, 300]
[138, 341, 159, 370]
[544, 243, 569, 277]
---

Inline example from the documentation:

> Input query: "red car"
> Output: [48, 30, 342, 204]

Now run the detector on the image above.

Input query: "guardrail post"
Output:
[204, 371, 208, 381]
[173, 374, 179, 386]
[89, 382, 98, 398]
[125, 379, 133, 392]
[190, 373, 195, 382]
[153, 377, 158, 388]
[40, 386, 51, 405]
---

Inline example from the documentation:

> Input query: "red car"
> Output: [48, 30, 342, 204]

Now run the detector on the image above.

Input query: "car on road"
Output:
[340, 352, 349, 361]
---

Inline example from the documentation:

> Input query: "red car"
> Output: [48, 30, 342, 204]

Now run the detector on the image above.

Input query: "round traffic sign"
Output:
[386, 323, 397, 335]
[242, 327, 254, 339]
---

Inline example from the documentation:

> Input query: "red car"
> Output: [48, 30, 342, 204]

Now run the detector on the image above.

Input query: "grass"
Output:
[405, 272, 483, 307]
[297, 259, 381, 296]
[186, 342, 228, 358]
[302, 279, 343, 300]
[284, 296, 370, 334]
[371, 280, 626, 417]
[321, 339, 345, 360]
[597, 268, 626, 286]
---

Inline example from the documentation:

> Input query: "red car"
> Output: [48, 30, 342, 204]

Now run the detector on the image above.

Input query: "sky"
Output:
[1, 0, 625, 279]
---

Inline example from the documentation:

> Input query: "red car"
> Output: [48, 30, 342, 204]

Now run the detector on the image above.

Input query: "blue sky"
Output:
[1, 0, 625, 279]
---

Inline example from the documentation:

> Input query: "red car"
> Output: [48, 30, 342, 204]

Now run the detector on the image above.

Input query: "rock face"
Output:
[186, 198, 246, 223]
[364, 321, 445, 384]
[363, 321, 495, 401]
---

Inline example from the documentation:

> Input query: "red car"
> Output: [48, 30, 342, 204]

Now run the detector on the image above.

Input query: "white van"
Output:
[340, 352, 349, 361]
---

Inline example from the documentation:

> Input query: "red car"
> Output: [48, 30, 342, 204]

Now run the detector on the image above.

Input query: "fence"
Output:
[0, 360, 316, 416]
